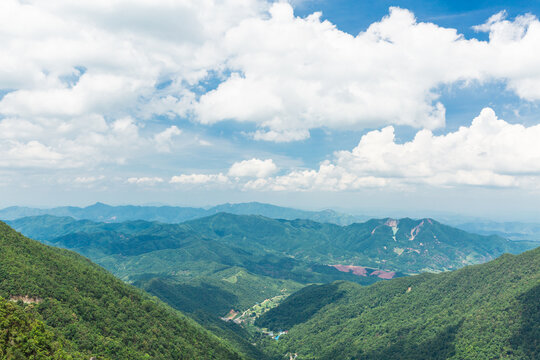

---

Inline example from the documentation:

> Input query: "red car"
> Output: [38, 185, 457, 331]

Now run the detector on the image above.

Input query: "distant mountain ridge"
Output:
[9, 213, 534, 275]
[0, 202, 365, 225]
[457, 220, 540, 242]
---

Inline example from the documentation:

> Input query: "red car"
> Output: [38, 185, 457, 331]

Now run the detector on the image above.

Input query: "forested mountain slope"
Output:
[10, 213, 533, 274]
[257, 246, 540, 360]
[0, 221, 243, 360]
[0, 296, 84, 359]
[184, 214, 533, 272]
[6, 214, 536, 360]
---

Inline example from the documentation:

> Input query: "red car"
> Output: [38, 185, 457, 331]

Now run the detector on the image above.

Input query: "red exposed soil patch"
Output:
[331, 265, 396, 279]
[369, 269, 396, 279]
[332, 264, 368, 276]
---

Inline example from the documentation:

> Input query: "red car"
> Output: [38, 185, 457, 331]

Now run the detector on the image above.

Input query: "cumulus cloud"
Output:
[193, 4, 540, 140]
[0, 115, 142, 168]
[169, 109, 540, 191]
[169, 158, 277, 187]
[2, 0, 540, 155]
[228, 158, 278, 178]
[0, 0, 266, 169]
[2, 0, 540, 198]
[0, 141, 64, 168]
[252, 108, 540, 190]
[154, 126, 182, 152]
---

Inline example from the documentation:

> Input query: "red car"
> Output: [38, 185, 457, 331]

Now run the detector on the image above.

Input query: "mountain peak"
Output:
[87, 202, 109, 208]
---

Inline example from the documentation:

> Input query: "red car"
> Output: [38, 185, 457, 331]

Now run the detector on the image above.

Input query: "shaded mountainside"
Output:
[0, 202, 364, 225]
[0, 221, 243, 360]
[256, 247, 540, 360]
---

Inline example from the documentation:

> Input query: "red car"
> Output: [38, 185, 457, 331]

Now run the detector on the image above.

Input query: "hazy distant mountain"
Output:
[0, 201, 366, 225]
[457, 220, 540, 242]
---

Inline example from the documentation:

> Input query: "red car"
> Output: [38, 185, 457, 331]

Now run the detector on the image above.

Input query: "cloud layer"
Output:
[168, 109, 540, 191]
[1, 0, 540, 198]
[194, 4, 540, 140]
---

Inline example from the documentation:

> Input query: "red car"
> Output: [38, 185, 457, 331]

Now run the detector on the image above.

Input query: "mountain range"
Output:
[256, 246, 540, 359]
[457, 220, 540, 242]
[7, 213, 534, 330]
[3, 201, 539, 242]
[0, 202, 365, 225]
[2, 210, 538, 359]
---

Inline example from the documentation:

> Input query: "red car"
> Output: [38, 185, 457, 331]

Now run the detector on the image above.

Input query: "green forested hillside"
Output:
[257, 246, 540, 360]
[185, 214, 533, 272]
[7, 214, 379, 302]
[0, 297, 84, 360]
[7, 214, 535, 360]
[10, 213, 531, 275]
[0, 221, 243, 360]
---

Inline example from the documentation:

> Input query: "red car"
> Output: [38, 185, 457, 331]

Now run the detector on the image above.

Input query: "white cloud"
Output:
[252, 128, 310, 142]
[228, 158, 278, 178]
[1, 0, 540, 200]
[168, 159, 278, 187]
[154, 126, 182, 152]
[0, 0, 267, 168]
[171, 108, 540, 191]
[252, 108, 540, 190]
[170, 173, 229, 185]
[2, 0, 540, 151]
[75, 175, 105, 184]
[192, 4, 540, 141]
[127, 176, 164, 185]
[0, 141, 64, 168]
[0, 115, 143, 169]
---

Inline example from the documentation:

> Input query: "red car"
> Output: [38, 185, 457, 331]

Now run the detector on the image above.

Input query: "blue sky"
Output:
[1, 0, 540, 221]
[295, 0, 540, 37]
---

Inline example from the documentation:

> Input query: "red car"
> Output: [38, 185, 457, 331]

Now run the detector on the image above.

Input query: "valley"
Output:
[3, 209, 537, 359]
[256, 247, 540, 359]
[1, 204, 538, 359]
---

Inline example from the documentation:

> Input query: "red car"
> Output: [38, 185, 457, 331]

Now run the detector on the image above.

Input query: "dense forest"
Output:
[257, 246, 540, 359]
[0, 221, 244, 359]
[10, 213, 533, 275]
[0, 296, 84, 359]
[3, 214, 538, 360]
